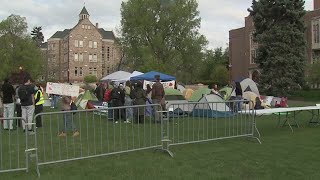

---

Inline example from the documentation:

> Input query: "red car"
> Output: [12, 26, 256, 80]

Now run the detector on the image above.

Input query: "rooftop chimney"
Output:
[96, 23, 99, 28]
[315, 0, 320, 10]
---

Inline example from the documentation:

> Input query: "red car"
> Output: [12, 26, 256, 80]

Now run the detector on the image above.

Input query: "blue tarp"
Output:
[130, 71, 176, 81]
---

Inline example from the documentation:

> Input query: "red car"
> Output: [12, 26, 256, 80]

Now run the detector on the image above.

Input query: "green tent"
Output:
[218, 87, 233, 100]
[164, 88, 185, 101]
[75, 90, 98, 109]
[188, 88, 211, 102]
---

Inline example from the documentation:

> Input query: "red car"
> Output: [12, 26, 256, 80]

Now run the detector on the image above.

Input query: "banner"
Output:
[143, 80, 175, 90]
[46, 82, 80, 97]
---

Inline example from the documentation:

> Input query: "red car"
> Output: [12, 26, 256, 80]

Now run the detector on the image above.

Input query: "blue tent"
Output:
[130, 71, 176, 81]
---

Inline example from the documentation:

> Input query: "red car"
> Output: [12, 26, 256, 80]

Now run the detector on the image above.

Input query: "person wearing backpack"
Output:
[110, 83, 126, 123]
[19, 76, 35, 133]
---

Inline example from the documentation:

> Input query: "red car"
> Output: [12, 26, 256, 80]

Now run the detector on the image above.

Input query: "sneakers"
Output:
[72, 131, 80, 137]
[115, 121, 119, 124]
[58, 132, 67, 137]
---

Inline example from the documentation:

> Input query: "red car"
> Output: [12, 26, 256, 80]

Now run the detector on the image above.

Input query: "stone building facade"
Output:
[229, 0, 320, 86]
[46, 6, 120, 82]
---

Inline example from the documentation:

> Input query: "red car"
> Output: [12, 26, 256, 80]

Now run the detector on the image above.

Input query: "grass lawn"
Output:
[1, 100, 320, 180]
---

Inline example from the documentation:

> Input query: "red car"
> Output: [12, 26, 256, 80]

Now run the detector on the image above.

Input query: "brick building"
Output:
[229, 0, 320, 85]
[46, 6, 120, 82]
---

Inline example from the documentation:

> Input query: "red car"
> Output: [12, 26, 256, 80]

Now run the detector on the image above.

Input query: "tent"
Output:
[164, 89, 193, 117]
[101, 71, 131, 81]
[231, 78, 260, 97]
[130, 71, 176, 81]
[218, 87, 233, 100]
[184, 88, 194, 100]
[188, 88, 211, 102]
[192, 94, 233, 118]
[117, 71, 144, 82]
[75, 90, 99, 109]
[177, 84, 186, 94]
[242, 91, 258, 109]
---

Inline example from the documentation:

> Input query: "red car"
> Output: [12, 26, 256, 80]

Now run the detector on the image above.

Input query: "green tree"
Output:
[31, 26, 44, 47]
[249, 0, 306, 96]
[84, 75, 97, 83]
[0, 14, 43, 80]
[120, 0, 207, 81]
[306, 61, 320, 86]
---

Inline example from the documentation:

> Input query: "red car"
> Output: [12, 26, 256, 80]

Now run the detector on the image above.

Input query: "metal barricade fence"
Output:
[33, 104, 162, 176]
[0, 117, 37, 174]
[163, 100, 261, 155]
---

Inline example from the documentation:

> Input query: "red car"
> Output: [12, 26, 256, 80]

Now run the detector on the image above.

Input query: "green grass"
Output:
[1, 101, 320, 179]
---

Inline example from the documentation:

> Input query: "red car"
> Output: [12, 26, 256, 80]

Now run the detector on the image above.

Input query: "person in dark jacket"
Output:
[1, 78, 15, 130]
[235, 82, 243, 111]
[132, 81, 147, 123]
[110, 83, 126, 123]
[151, 75, 165, 123]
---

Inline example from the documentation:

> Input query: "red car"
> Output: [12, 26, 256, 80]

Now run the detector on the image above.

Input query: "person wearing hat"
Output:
[151, 75, 165, 123]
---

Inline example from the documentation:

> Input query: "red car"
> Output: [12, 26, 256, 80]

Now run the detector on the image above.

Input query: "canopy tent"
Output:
[100, 71, 131, 81]
[130, 71, 176, 81]
[117, 71, 144, 82]
[192, 94, 233, 118]
[75, 90, 99, 109]
[188, 88, 211, 102]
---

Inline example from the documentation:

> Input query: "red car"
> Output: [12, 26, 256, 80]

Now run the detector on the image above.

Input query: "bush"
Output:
[84, 75, 97, 83]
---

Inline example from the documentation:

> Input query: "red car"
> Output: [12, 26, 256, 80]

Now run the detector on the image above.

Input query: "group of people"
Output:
[94, 75, 165, 124]
[0, 76, 45, 133]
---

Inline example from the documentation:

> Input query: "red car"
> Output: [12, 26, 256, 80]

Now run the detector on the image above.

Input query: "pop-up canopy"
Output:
[130, 71, 176, 81]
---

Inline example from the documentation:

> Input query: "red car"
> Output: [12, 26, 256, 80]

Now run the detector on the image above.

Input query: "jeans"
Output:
[51, 95, 58, 108]
[3, 103, 14, 130]
[235, 95, 242, 112]
[21, 105, 35, 130]
[62, 113, 76, 132]
[124, 96, 133, 120]
[152, 99, 161, 122]
[35, 105, 43, 127]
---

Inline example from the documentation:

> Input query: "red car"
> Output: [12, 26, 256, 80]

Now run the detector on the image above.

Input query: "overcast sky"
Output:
[0, 0, 314, 49]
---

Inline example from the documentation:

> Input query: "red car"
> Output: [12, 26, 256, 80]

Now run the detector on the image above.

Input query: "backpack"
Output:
[18, 85, 29, 102]
[111, 88, 121, 100]
[103, 89, 112, 102]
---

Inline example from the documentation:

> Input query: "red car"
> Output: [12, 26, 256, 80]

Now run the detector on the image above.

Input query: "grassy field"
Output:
[1, 100, 320, 179]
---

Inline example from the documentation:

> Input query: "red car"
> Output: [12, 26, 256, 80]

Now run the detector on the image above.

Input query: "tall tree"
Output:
[249, 0, 306, 96]
[0, 14, 43, 80]
[31, 26, 44, 47]
[120, 0, 207, 79]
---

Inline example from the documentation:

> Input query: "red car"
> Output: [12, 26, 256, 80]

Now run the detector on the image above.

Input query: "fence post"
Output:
[157, 109, 173, 157]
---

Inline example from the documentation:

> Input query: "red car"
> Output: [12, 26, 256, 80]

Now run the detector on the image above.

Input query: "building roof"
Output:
[98, 28, 115, 40]
[80, 6, 89, 15]
[49, 29, 71, 39]
[40, 42, 48, 49]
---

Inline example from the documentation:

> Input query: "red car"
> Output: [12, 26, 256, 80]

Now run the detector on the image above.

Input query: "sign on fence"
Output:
[143, 80, 175, 89]
[46, 82, 80, 97]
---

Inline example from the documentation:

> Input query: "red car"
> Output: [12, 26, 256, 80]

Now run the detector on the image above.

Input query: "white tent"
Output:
[100, 71, 131, 81]
[193, 94, 232, 117]
[117, 71, 144, 82]
[231, 78, 260, 96]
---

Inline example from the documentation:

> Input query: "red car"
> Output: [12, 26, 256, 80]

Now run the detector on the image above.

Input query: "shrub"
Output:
[84, 75, 97, 84]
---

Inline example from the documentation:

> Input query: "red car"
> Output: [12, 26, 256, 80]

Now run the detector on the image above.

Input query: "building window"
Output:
[79, 67, 83, 77]
[313, 24, 320, 44]
[74, 53, 78, 61]
[74, 67, 78, 76]
[93, 68, 97, 76]
[107, 67, 110, 74]
[82, 25, 85, 29]
[79, 40, 83, 47]
[107, 47, 110, 61]
[89, 41, 93, 48]
[250, 49, 256, 64]
[89, 54, 93, 62]
[79, 53, 83, 61]
[102, 54, 105, 60]
[88, 25, 91, 30]
[93, 54, 97, 62]
[102, 46, 105, 51]
[93, 42, 97, 48]
[75, 40, 79, 47]
[89, 67, 92, 75]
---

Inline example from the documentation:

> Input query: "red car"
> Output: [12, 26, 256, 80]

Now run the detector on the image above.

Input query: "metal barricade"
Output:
[0, 117, 37, 174]
[33, 104, 162, 176]
[163, 100, 261, 155]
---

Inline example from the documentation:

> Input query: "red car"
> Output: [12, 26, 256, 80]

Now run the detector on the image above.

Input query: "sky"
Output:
[0, 0, 314, 49]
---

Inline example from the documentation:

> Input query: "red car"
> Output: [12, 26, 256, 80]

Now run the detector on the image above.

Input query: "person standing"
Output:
[15, 85, 22, 127]
[58, 96, 79, 137]
[151, 75, 165, 123]
[124, 81, 133, 122]
[110, 83, 126, 123]
[34, 84, 44, 128]
[19, 76, 35, 132]
[0, 78, 15, 130]
[133, 82, 147, 123]
[235, 82, 243, 112]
